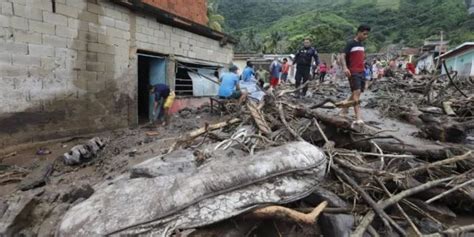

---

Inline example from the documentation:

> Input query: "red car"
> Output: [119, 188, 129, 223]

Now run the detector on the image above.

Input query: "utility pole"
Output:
[439, 31, 446, 54]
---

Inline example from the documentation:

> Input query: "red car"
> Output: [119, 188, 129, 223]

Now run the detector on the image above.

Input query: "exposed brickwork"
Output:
[142, 0, 208, 25]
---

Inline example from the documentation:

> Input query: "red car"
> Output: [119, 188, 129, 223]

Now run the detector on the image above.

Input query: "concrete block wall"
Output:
[0, 0, 233, 149]
[142, 0, 208, 25]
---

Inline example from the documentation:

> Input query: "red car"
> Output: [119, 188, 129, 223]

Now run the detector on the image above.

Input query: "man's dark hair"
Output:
[246, 61, 253, 67]
[304, 37, 311, 42]
[229, 65, 239, 72]
[357, 24, 371, 33]
[148, 85, 154, 91]
[283, 58, 288, 62]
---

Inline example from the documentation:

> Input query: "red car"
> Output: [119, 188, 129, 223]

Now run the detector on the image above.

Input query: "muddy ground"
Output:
[0, 77, 473, 236]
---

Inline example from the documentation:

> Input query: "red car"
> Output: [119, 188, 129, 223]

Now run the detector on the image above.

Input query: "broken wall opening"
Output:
[137, 53, 168, 124]
[175, 62, 220, 97]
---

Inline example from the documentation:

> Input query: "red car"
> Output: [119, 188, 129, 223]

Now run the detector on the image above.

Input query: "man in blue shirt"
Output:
[241, 61, 255, 82]
[149, 83, 170, 124]
[218, 65, 247, 103]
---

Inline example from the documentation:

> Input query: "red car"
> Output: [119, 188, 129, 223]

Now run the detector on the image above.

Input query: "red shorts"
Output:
[270, 77, 279, 87]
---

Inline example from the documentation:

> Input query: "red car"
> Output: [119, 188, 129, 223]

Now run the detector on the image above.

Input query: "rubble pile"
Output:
[367, 71, 474, 143]
[1, 75, 473, 236]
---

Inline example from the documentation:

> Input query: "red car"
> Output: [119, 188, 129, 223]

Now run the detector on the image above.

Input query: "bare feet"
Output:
[339, 108, 349, 118]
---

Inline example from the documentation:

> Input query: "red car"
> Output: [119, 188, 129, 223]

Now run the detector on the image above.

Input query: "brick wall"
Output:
[0, 0, 233, 149]
[142, 0, 208, 25]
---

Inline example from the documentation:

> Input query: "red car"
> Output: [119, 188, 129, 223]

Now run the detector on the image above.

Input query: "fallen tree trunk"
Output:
[301, 109, 463, 160]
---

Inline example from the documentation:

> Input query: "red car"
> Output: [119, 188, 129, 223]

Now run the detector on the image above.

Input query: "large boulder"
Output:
[58, 142, 327, 236]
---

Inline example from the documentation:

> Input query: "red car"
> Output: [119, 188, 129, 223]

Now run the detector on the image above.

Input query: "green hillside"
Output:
[214, 0, 474, 53]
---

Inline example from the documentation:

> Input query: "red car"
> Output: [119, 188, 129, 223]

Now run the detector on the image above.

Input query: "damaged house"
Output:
[439, 42, 474, 78]
[0, 0, 236, 148]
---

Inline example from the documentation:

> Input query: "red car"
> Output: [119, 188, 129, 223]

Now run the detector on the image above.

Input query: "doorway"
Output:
[137, 54, 167, 124]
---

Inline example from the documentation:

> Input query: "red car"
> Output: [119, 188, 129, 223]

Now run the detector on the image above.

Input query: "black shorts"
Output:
[349, 73, 365, 92]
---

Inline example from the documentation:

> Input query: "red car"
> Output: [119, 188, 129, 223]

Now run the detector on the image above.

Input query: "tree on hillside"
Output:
[207, 0, 225, 32]
[262, 31, 285, 54]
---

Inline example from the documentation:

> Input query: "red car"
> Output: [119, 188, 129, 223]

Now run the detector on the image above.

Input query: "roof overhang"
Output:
[112, 0, 238, 45]
[438, 42, 474, 60]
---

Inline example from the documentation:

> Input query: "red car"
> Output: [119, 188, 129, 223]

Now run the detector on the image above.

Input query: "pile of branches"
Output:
[368, 67, 474, 143]
[166, 81, 474, 236]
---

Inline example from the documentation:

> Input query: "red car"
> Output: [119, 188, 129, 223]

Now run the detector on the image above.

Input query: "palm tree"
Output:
[207, 0, 225, 32]
[263, 31, 284, 54]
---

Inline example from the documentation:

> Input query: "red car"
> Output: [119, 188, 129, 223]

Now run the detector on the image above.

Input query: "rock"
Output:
[306, 188, 354, 237]
[318, 214, 354, 237]
[18, 162, 54, 191]
[305, 187, 349, 208]
[36, 203, 70, 237]
[58, 142, 327, 236]
[61, 184, 94, 204]
[0, 194, 38, 236]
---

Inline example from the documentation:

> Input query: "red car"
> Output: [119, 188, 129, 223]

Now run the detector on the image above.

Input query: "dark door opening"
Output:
[137, 55, 167, 124]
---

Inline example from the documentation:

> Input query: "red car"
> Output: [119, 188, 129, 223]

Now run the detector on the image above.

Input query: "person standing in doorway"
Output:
[280, 58, 290, 84]
[339, 25, 371, 125]
[269, 57, 282, 88]
[293, 38, 320, 97]
[319, 62, 328, 83]
[149, 83, 171, 126]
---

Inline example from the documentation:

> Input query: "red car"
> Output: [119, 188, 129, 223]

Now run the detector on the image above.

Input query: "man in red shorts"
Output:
[269, 57, 282, 88]
[339, 25, 371, 125]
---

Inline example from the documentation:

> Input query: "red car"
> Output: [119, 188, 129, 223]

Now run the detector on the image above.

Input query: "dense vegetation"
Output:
[213, 0, 474, 53]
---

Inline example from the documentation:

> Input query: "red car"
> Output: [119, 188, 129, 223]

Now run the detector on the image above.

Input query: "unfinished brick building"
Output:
[0, 0, 236, 149]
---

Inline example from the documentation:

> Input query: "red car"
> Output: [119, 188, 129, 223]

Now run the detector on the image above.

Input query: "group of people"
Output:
[217, 25, 372, 125]
[150, 24, 374, 127]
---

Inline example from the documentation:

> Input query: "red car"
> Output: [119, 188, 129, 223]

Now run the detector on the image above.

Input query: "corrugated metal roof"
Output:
[438, 42, 474, 59]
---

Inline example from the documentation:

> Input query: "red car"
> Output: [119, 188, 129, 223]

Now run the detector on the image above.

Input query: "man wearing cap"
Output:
[218, 65, 247, 103]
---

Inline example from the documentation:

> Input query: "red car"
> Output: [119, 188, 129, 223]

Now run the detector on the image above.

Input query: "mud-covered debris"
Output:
[18, 162, 54, 191]
[61, 184, 94, 204]
[62, 137, 106, 166]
